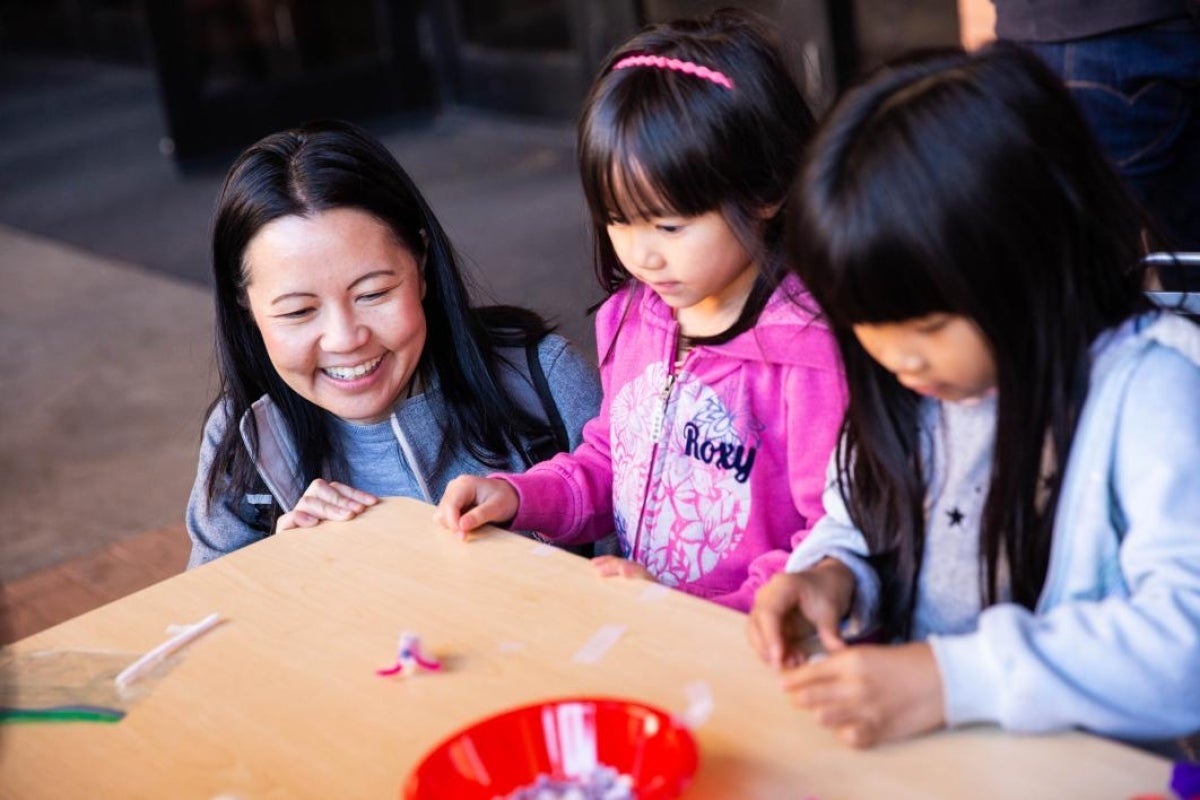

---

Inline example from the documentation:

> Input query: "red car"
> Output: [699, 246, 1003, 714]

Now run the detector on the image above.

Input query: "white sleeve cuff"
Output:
[928, 632, 1006, 728]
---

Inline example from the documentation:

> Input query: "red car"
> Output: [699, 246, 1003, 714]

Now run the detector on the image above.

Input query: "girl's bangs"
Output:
[810, 122, 968, 328]
[594, 156, 677, 225]
[818, 211, 957, 328]
[581, 82, 722, 224]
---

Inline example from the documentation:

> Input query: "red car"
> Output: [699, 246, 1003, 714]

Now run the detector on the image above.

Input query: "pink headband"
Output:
[612, 54, 735, 90]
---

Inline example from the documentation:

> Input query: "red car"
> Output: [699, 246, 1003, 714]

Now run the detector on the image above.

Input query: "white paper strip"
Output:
[639, 583, 671, 602]
[571, 624, 626, 664]
[678, 681, 714, 729]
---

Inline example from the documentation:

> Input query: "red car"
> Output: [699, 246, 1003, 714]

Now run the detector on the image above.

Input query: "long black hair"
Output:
[790, 44, 1153, 639]
[207, 119, 556, 506]
[578, 8, 815, 343]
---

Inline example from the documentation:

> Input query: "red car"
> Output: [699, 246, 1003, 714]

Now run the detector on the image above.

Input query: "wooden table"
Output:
[0, 498, 1171, 798]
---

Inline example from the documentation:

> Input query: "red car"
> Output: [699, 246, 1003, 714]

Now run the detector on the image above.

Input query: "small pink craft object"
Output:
[377, 632, 442, 677]
[612, 54, 735, 90]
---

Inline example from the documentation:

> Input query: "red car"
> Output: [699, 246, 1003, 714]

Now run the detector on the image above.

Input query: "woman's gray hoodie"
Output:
[187, 334, 602, 568]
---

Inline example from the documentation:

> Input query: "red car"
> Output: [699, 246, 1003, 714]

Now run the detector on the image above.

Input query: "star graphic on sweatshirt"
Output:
[946, 507, 965, 526]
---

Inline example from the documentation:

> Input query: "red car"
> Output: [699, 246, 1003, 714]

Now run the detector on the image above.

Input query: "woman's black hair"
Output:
[578, 8, 815, 344]
[790, 43, 1154, 639]
[206, 119, 557, 506]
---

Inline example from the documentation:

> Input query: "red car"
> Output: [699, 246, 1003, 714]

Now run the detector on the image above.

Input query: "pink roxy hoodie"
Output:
[501, 276, 847, 611]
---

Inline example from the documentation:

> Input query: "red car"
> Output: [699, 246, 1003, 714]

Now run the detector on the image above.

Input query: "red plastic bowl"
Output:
[403, 697, 699, 799]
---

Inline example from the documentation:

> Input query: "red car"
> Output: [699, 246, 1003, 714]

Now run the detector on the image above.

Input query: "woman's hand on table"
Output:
[275, 479, 378, 534]
[747, 559, 855, 670]
[591, 555, 656, 582]
[434, 476, 518, 537]
[778, 641, 945, 748]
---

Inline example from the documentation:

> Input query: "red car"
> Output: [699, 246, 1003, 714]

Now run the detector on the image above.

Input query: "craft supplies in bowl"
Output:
[403, 697, 699, 800]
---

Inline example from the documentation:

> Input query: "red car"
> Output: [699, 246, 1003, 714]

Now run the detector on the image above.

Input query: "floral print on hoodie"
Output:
[502, 276, 847, 611]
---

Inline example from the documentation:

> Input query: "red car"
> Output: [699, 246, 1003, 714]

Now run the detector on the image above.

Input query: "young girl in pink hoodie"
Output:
[435, 9, 846, 611]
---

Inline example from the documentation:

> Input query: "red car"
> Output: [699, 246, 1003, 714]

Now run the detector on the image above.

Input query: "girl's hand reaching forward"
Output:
[747, 558, 856, 669]
[779, 641, 945, 748]
[434, 476, 519, 536]
[591, 555, 656, 582]
[276, 479, 378, 533]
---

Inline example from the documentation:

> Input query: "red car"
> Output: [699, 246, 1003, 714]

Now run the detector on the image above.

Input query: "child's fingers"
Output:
[746, 607, 787, 668]
[431, 502, 459, 531]
[836, 721, 880, 749]
[458, 480, 518, 532]
[816, 622, 848, 653]
[812, 700, 866, 730]
[778, 658, 836, 694]
[745, 614, 773, 665]
[434, 478, 518, 535]
[748, 575, 807, 669]
[457, 510, 485, 531]
[591, 556, 622, 577]
[458, 501, 500, 532]
[753, 617, 816, 669]
[591, 556, 650, 580]
[619, 562, 641, 579]
[431, 501, 459, 531]
[784, 676, 855, 719]
[782, 651, 805, 670]
[805, 591, 850, 652]
[433, 477, 476, 530]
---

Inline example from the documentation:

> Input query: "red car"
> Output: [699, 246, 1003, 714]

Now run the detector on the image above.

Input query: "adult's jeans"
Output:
[1021, 17, 1200, 288]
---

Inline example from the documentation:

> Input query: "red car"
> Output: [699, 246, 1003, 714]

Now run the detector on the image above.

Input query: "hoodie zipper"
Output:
[649, 371, 677, 441]
[630, 329, 682, 563]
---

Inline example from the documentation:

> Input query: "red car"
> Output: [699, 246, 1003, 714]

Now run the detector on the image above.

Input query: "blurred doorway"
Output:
[424, 0, 637, 118]
[424, 0, 854, 119]
[146, 0, 435, 159]
[641, 0, 846, 114]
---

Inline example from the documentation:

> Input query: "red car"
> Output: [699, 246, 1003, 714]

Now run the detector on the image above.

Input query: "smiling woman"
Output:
[186, 120, 602, 567]
[243, 209, 429, 426]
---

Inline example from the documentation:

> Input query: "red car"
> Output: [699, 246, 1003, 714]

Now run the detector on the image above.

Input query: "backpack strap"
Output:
[234, 474, 283, 538]
[525, 339, 570, 454]
[521, 338, 596, 559]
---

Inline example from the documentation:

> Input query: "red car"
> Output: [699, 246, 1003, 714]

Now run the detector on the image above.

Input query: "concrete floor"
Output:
[0, 227, 213, 582]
